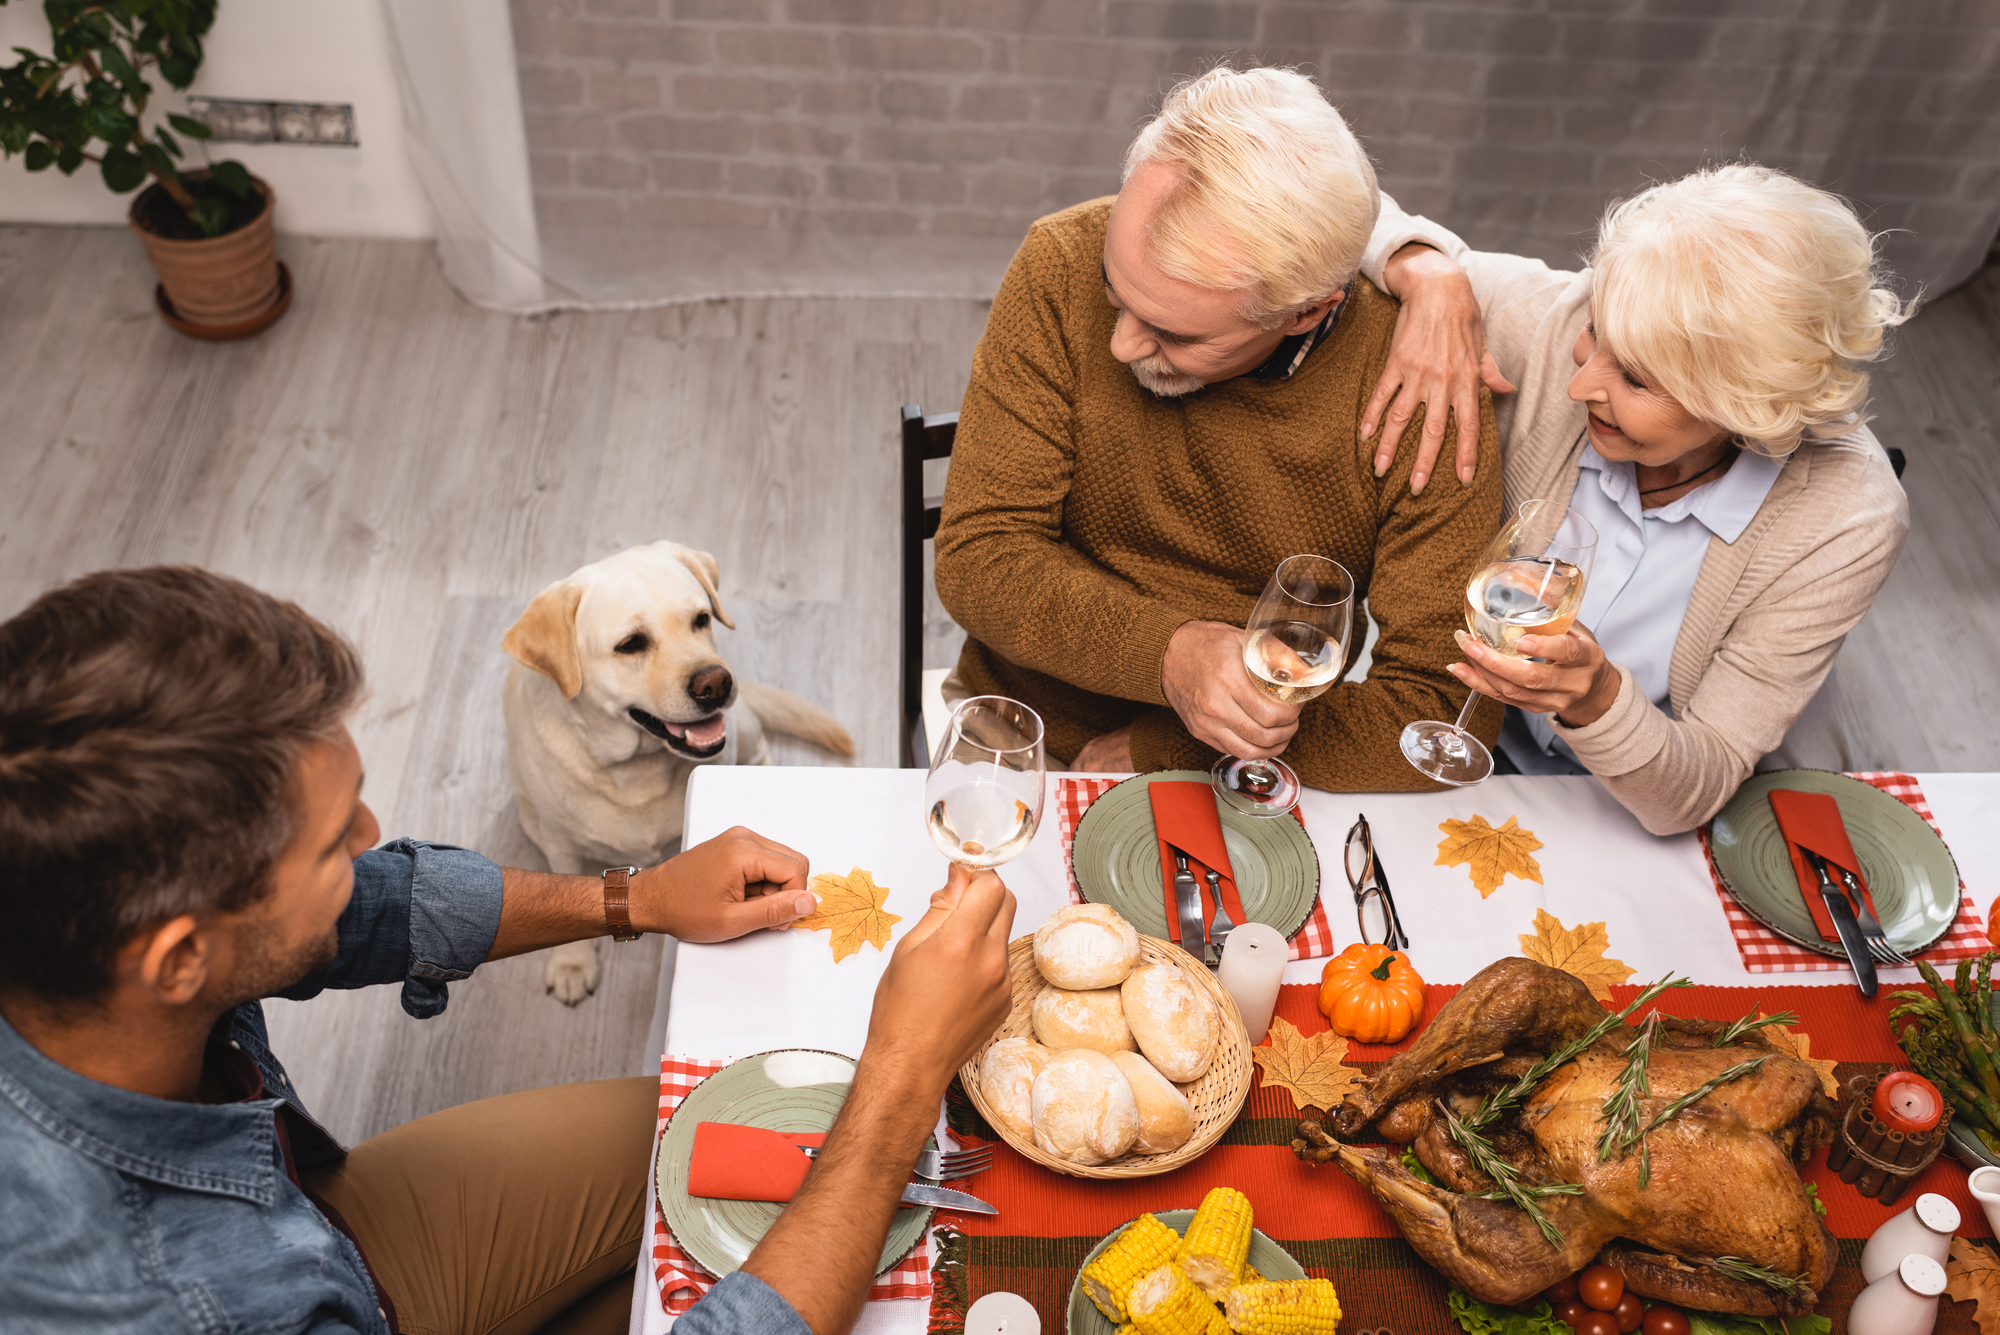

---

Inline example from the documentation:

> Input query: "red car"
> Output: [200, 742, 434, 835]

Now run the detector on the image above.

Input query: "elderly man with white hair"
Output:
[934, 66, 1504, 785]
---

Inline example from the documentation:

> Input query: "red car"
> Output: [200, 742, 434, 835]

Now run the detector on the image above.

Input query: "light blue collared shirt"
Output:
[1499, 441, 1784, 775]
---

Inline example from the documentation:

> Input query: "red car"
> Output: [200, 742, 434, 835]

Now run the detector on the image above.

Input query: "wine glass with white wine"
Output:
[1400, 499, 1598, 786]
[1211, 555, 1355, 818]
[926, 696, 1047, 868]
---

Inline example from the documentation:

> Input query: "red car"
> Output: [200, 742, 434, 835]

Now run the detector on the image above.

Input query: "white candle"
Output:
[965, 1291, 1041, 1335]
[1218, 922, 1288, 1044]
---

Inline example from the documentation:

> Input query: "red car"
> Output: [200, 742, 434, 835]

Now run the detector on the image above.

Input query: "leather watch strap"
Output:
[602, 866, 642, 942]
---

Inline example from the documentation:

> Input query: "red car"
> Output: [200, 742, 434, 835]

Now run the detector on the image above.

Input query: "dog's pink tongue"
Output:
[685, 714, 727, 748]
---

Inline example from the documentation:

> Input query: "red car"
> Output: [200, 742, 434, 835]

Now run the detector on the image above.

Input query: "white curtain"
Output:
[379, 0, 546, 311]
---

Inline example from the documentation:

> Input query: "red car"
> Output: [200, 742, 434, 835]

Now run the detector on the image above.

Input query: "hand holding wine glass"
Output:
[1400, 499, 1598, 786]
[925, 696, 1047, 869]
[1211, 555, 1355, 818]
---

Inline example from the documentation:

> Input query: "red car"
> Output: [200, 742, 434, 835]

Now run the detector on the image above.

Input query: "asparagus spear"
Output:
[1917, 959, 2000, 1104]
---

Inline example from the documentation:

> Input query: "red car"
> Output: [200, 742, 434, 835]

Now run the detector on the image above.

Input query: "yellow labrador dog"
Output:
[502, 540, 853, 1003]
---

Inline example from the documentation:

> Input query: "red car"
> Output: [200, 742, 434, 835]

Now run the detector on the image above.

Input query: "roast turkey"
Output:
[1293, 958, 1839, 1315]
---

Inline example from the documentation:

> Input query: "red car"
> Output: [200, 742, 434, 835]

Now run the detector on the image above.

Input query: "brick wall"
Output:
[510, 0, 2000, 296]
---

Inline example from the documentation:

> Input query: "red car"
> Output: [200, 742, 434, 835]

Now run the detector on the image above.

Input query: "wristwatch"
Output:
[601, 866, 642, 942]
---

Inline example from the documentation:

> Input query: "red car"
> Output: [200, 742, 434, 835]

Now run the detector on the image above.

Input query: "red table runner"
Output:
[931, 979, 1994, 1335]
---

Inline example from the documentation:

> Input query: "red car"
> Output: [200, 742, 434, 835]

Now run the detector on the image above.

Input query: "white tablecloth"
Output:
[631, 768, 2000, 1334]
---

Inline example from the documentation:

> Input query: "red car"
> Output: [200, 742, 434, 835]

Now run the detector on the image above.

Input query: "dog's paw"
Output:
[543, 941, 600, 1006]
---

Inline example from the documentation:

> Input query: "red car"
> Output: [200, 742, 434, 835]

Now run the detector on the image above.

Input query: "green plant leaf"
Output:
[81, 103, 135, 144]
[56, 141, 84, 173]
[1447, 1290, 1568, 1335]
[154, 125, 182, 158]
[193, 194, 230, 238]
[167, 111, 211, 140]
[208, 157, 250, 198]
[100, 145, 147, 192]
[138, 140, 175, 176]
[99, 44, 141, 91]
[24, 139, 55, 170]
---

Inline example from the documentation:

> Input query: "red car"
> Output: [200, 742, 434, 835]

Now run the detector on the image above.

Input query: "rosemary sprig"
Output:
[1708, 1010, 1800, 1047]
[1469, 1183, 1587, 1201]
[1642, 1057, 1770, 1135]
[1703, 1254, 1809, 1299]
[1441, 1102, 1571, 1250]
[1595, 1012, 1659, 1163]
[1470, 974, 1692, 1132]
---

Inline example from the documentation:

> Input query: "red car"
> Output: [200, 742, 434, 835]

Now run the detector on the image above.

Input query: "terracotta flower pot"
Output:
[129, 174, 284, 333]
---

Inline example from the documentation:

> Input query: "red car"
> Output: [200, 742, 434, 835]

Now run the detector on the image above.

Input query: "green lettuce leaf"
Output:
[1447, 1289, 1568, 1335]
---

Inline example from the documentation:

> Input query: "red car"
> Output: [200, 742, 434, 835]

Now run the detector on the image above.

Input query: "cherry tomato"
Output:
[1613, 1292, 1645, 1333]
[1643, 1305, 1690, 1335]
[1578, 1264, 1625, 1313]
[1547, 1276, 1580, 1304]
[1556, 1301, 1591, 1328]
[1577, 1311, 1621, 1335]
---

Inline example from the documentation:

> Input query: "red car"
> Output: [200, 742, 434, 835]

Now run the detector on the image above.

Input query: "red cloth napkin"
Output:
[1767, 788, 1884, 945]
[1147, 780, 1254, 945]
[687, 1123, 826, 1202]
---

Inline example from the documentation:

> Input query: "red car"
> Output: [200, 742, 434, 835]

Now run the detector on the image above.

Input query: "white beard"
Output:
[1124, 351, 1205, 398]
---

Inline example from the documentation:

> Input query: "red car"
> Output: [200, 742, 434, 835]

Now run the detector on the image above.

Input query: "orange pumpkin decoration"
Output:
[1317, 942, 1426, 1044]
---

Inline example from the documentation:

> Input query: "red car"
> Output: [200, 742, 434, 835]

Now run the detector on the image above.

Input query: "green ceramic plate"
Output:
[1066, 1207, 1307, 1334]
[1708, 769, 1961, 959]
[656, 1049, 935, 1281]
[1071, 771, 1321, 943]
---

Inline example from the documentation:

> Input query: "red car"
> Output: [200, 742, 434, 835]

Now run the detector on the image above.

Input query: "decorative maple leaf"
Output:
[1435, 814, 1545, 898]
[1251, 1016, 1364, 1114]
[1758, 1019, 1840, 1098]
[1946, 1236, 2000, 1335]
[795, 867, 902, 963]
[1517, 908, 1633, 1004]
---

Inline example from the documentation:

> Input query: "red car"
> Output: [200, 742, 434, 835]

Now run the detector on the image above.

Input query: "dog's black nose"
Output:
[687, 665, 733, 708]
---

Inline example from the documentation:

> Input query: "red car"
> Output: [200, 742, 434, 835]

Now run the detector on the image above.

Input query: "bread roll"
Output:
[1120, 960, 1220, 1081]
[1031, 1049, 1139, 1164]
[1034, 903, 1141, 989]
[1110, 1050, 1195, 1155]
[1031, 986, 1135, 1054]
[979, 1036, 1051, 1142]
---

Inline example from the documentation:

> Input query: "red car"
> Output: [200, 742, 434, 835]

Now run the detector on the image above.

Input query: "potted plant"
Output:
[0, 0, 289, 339]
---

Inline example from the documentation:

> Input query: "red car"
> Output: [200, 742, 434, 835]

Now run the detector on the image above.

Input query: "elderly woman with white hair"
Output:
[1359, 165, 1911, 834]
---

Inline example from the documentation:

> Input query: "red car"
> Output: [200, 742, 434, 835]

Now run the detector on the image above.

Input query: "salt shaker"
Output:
[965, 1291, 1041, 1335]
[1860, 1192, 1960, 1283]
[1848, 1254, 1947, 1335]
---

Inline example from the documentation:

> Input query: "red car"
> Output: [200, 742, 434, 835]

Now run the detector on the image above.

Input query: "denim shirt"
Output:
[0, 839, 504, 1335]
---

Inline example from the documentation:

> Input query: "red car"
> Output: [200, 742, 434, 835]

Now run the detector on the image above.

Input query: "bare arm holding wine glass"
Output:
[1448, 623, 1620, 728]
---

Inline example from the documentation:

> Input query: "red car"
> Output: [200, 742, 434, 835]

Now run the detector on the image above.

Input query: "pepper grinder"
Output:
[1860, 1193, 1960, 1284]
[1848, 1254, 1948, 1335]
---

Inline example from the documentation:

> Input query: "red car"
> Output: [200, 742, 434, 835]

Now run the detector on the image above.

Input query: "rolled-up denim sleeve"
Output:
[671, 1272, 812, 1335]
[275, 838, 504, 1018]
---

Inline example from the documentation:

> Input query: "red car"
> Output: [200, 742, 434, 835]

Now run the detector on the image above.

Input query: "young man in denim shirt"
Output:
[0, 567, 1014, 1335]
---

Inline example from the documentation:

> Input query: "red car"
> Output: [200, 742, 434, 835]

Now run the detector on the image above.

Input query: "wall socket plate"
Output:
[186, 98, 358, 147]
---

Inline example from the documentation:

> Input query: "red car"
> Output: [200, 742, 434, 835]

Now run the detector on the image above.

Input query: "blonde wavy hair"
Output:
[1591, 164, 1914, 456]
[1122, 66, 1379, 329]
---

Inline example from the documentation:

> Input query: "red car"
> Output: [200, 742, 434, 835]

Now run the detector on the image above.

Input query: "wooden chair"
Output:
[901, 404, 958, 768]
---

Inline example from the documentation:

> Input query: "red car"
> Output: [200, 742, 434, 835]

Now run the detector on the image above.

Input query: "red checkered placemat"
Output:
[1699, 770, 1986, 974]
[651, 1056, 931, 1315]
[1054, 776, 1338, 961]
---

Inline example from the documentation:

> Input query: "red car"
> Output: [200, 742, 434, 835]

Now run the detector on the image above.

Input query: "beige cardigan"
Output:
[1361, 197, 1910, 835]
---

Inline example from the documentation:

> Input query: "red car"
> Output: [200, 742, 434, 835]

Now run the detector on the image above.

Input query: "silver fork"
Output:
[1204, 868, 1234, 968]
[801, 1144, 995, 1182]
[1839, 866, 1912, 966]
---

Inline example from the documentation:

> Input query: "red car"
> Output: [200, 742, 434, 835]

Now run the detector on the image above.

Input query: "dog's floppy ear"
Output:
[502, 581, 586, 698]
[667, 544, 736, 630]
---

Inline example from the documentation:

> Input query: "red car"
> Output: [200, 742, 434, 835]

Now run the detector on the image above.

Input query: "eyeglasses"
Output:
[1344, 813, 1409, 951]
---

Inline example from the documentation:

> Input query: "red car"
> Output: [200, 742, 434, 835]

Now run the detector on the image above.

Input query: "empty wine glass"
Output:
[1211, 555, 1355, 818]
[925, 696, 1046, 868]
[1400, 499, 1598, 786]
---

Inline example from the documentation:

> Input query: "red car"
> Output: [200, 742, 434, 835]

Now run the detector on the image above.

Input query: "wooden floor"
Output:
[1, 225, 1994, 1145]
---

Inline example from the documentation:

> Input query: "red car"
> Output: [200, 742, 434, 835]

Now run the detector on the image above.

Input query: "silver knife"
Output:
[900, 1181, 997, 1215]
[1171, 847, 1205, 960]
[1804, 848, 1876, 997]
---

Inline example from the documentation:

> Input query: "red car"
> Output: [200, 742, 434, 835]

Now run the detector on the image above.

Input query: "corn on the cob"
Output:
[1176, 1188, 1254, 1297]
[1128, 1263, 1220, 1335]
[1222, 1278, 1342, 1334]
[1083, 1214, 1185, 1322]
[1242, 1265, 1265, 1286]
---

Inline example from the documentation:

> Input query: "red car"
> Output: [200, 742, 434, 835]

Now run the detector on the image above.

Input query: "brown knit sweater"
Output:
[934, 198, 1504, 788]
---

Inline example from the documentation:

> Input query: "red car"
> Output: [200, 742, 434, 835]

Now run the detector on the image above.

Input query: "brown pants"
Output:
[302, 1077, 657, 1335]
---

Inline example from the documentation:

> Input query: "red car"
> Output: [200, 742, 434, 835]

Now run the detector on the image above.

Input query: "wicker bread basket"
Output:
[957, 933, 1253, 1179]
